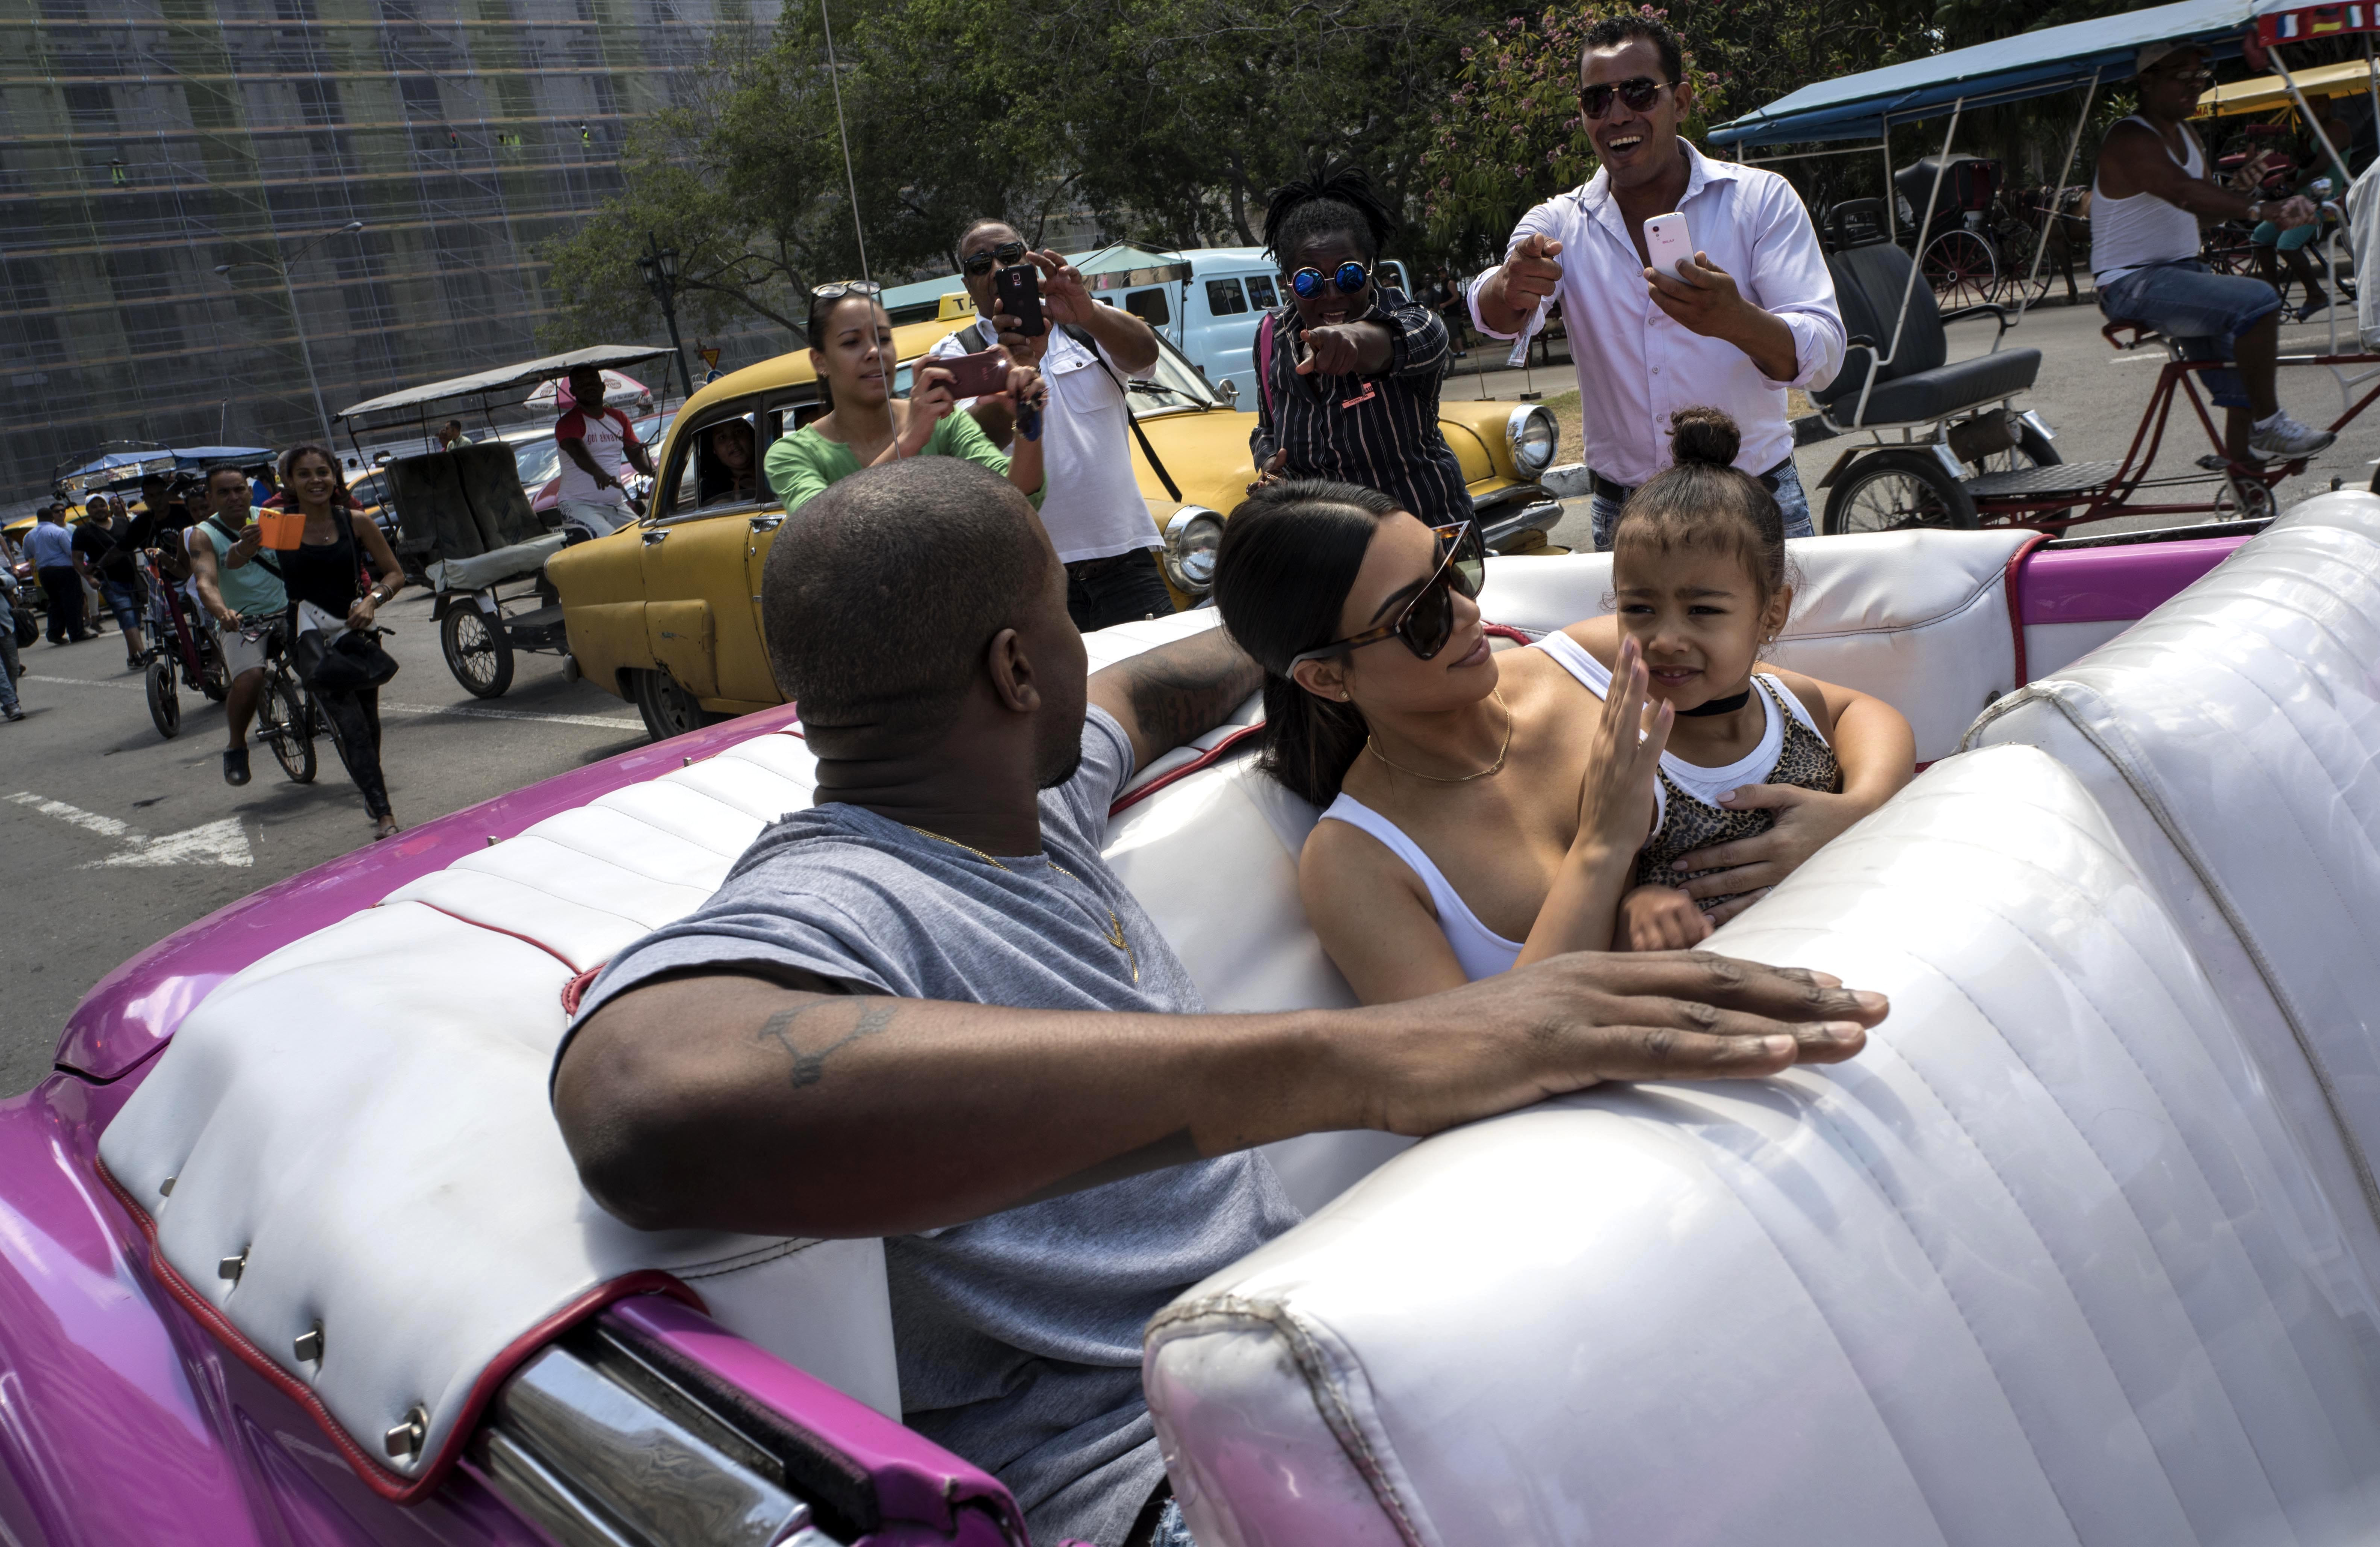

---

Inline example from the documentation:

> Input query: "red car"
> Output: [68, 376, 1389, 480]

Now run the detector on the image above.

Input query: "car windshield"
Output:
[1126, 334, 1221, 414]
[512, 439, 562, 487]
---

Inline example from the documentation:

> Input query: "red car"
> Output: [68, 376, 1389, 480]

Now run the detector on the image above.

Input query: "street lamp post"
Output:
[636, 233, 696, 401]
[215, 220, 364, 449]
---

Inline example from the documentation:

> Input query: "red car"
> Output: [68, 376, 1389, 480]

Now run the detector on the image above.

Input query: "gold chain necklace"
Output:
[1366, 690, 1514, 784]
[905, 825, 1139, 984]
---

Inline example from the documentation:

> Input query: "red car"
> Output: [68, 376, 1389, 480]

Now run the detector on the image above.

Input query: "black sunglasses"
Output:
[1291, 522, 1487, 667]
[1580, 77, 1677, 119]
[960, 240, 1030, 276]
[1291, 261, 1372, 299]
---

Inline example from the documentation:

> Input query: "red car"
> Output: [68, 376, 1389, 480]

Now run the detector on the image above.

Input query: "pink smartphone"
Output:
[1643, 211, 1693, 276]
[931, 349, 1010, 398]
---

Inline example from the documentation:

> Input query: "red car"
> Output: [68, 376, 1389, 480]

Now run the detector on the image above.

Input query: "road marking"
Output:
[5, 791, 254, 868]
[21, 675, 639, 730]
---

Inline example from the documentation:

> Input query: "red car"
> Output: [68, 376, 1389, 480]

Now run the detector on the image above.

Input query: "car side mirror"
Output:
[1217, 379, 1239, 408]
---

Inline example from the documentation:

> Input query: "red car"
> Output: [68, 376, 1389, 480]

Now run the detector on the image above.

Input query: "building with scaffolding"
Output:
[0, 0, 785, 504]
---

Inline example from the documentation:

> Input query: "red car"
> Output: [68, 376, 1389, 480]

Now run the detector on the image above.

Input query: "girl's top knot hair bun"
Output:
[1667, 405, 1741, 469]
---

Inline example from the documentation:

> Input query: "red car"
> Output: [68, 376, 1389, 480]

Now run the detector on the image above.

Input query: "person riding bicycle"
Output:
[2092, 40, 2336, 463]
[2242, 96, 2349, 321]
[553, 364, 655, 542]
[278, 444, 409, 841]
[187, 465, 289, 789]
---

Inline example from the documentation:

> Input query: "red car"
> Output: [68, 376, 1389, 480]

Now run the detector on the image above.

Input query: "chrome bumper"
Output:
[1477, 492, 1564, 551]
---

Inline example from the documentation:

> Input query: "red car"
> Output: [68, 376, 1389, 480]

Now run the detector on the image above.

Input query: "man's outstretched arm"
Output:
[554, 953, 1884, 1239]
[1087, 624, 1262, 771]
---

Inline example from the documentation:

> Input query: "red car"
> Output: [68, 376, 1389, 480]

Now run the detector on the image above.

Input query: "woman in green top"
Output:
[764, 283, 1048, 513]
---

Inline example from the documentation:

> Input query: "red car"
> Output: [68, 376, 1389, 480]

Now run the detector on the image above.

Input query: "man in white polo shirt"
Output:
[927, 220, 1174, 629]
[1470, 13, 1843, 549]
[553, 364, 656, 542]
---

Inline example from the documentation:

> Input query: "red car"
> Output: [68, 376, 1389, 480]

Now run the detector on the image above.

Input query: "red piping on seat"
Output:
[1484, 623, 1536, 646]
[94, 1155, 701, 1504]
[2002, 533, 2051, 689]
[1109, 723, 1267, 816]
[406, 899, 582, 975]
[561, 964, 604, 1017]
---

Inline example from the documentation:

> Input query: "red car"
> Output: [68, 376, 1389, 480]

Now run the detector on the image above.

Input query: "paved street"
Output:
[0, 591, 649, 1095]
[7, 297, 2371, 1097]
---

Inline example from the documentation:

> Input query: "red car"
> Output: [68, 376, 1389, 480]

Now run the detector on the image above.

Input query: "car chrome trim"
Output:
[478, 1334, 840, 1547]
[1506, 404, 1558, 477]
[1479, 499, 1563, 549]
[1162, 506, 1226, 595]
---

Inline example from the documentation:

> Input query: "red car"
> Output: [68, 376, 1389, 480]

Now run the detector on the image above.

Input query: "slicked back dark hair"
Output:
[761, 458, 1048, 750]
[1262, 161, 1397, 266]
[1213, 478, 1400, 806]
[1583, 12, 1683, 84]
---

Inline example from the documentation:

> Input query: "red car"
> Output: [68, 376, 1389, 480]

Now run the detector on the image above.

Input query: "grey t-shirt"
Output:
[569, 709, 1300, 1547]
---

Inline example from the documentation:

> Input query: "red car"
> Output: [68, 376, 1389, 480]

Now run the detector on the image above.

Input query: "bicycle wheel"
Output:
[1921, 230, 1997, 311]
[1823, 450, 1979, 534]
[1991, 220, 2049, 306]
[2202, 224, 2259, 278]
[256, 673, 317, 783]
[441, 603, 513, 699]
[145, 659, 180, 739]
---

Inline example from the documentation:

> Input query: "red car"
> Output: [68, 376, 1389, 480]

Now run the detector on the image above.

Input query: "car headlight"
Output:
[1507, 405, 1557, 477]
[1162, 507, 1226, 595]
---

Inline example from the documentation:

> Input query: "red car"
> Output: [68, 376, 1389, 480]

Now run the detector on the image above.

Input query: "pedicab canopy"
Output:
[334, 345, 675, 424]
[1707, 0, 2256, 147]
[2202, 55, 2380, 113]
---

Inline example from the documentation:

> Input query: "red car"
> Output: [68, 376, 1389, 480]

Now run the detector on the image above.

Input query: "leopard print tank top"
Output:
[1631, 677, 1841, 903]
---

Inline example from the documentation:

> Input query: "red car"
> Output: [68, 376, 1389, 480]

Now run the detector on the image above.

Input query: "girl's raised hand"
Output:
[1575, 635, 1671, 856]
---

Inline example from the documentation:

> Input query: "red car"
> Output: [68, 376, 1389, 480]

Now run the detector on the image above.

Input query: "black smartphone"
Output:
[995, 263, 1047, 337]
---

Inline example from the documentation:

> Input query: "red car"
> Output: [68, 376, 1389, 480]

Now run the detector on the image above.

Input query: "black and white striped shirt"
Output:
[1249, 284, 1474, 525]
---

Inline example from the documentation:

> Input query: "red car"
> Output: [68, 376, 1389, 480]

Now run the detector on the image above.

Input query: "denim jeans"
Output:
[1066, 547, 1176, 632]
[2096, 259, 2281, 410]
[99, 577, 143, 635]
[1589, 460, 1815, 551]
[0, 622, 19, 713]
[1144, 1499, 1197, 1547]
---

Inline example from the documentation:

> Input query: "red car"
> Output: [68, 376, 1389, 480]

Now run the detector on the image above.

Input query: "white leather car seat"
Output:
[1967, 490, 2380, 1299]
[1144, 746, 2380, 1547]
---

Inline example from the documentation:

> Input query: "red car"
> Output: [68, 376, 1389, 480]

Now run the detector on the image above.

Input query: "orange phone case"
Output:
[257, 509, 307, 551]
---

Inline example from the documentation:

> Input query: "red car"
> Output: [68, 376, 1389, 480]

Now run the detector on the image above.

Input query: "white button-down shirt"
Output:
[926, 319, 1158, 564]
[1471, 141, 1844, 488]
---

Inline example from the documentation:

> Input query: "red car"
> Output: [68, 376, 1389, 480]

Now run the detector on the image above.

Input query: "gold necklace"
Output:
[905, 825, 1139, 984]
[1366, 690, 1514, 784]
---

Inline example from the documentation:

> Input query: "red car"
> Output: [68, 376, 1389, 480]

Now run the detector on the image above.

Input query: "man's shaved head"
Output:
[762, 458, 1053, 753]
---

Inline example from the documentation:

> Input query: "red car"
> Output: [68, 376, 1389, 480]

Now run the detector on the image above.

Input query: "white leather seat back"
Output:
[1967, 490, 2380, 1298]
[1145, 747, 2380, 1547]
[1476, 530, 2034, 762]
[96, 729, 907, 1493]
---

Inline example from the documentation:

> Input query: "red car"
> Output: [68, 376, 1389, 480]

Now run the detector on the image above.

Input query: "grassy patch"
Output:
[1539, 387, 1815, 471]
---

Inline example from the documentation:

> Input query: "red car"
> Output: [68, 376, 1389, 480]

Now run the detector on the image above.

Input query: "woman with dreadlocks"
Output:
[1247, 162, 1474, 527]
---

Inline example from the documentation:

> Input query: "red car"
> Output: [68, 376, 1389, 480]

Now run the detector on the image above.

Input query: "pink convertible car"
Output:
[11, 504, 2380, 1545]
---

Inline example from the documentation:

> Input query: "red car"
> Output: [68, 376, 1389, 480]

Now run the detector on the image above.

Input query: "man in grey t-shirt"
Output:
[555, 459, 1887, 1545]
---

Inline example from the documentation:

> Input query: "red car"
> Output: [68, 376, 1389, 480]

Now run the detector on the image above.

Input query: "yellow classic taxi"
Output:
[548, 302, 1563, 740]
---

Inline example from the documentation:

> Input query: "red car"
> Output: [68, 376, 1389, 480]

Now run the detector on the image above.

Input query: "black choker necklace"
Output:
[1678, 688, 1753, 717]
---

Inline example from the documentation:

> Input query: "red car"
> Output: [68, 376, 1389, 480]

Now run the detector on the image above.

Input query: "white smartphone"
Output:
[1643, 211, 1693, 276]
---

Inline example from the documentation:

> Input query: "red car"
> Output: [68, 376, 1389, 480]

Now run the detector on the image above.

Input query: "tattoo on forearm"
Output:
[757, 998, 897, 1089]
[1124, 632, 1263, 754]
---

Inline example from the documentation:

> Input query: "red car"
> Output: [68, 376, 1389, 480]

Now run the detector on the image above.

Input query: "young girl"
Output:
[1571, 407, 1913, 951]
[1212, 408, 1912, 1006]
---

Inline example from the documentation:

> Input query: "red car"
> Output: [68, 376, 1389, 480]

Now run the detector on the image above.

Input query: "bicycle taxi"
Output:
[1710, 0, 2380, 536]
[333, 346, 673, 700]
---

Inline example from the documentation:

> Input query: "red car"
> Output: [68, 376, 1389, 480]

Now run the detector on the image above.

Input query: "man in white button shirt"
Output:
[1470, 13, 1843, 549]
[926, 220, 1174, 629]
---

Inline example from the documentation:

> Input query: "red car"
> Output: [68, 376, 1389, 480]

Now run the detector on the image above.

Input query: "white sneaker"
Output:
[2250, 410, 2336, 458]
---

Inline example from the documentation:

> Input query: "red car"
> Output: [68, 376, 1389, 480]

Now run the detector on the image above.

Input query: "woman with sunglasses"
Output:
[1245, 164, 1473, 527]
[1214, 436, 1909, 1005]
[762, 282, 1047, 516]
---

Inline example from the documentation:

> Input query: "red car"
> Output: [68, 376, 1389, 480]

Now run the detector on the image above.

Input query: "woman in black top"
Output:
[1246, 163, 1472, 527]
[279, 444, 409, 839]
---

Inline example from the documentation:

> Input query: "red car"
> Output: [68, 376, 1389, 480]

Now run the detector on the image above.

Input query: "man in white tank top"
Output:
[2092, 41, 2334, 461]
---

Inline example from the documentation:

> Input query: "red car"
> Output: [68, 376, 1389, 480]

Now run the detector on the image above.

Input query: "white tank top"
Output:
[1314, 632, 1823, 982]
[2091, 114, 2207, 284]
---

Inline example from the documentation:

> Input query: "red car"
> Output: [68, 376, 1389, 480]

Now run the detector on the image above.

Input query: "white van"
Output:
[879, 245, 1414, 408]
